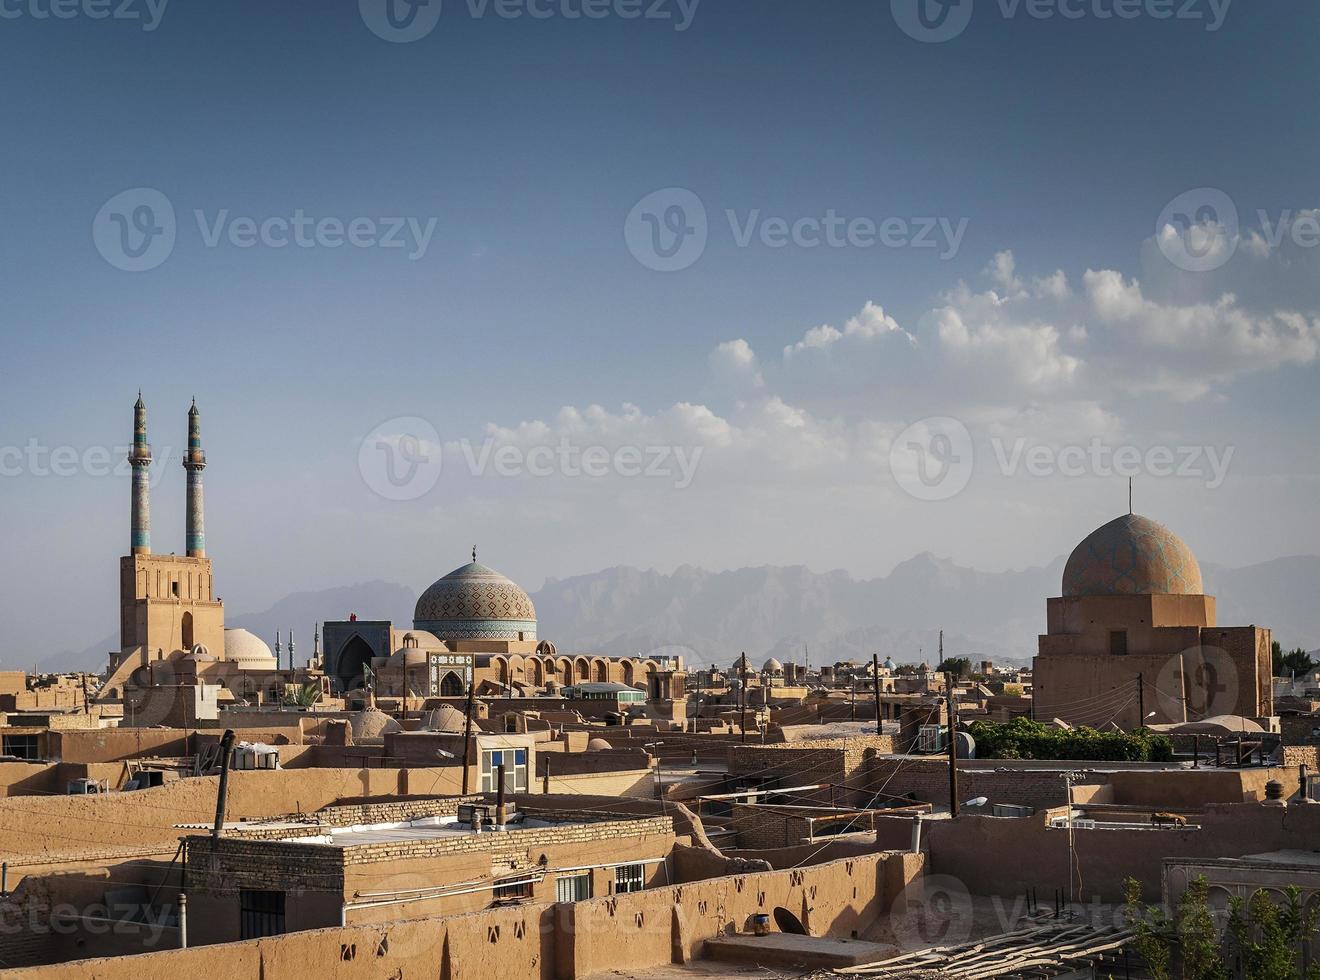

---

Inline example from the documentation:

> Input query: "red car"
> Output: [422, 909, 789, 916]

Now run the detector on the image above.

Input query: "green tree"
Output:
[1177, 877, 1228, 980]
[966, 717, 1173, 762]
[1126, 876, 1320, 980]
[1227, 886, 1320, 980]
[1273, 641, 1315, 678]
[1125, 877, 1174, 980]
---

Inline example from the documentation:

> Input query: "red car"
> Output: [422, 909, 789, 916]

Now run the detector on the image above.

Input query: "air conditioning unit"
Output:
[916, 725, 947, 754]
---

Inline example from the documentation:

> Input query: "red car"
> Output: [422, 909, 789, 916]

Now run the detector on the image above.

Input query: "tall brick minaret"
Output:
[129, 391, 152, 555]
[183, 397, 206, 558]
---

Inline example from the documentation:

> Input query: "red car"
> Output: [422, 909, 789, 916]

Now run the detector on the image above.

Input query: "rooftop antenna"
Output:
[1129, 477, 1133, 515]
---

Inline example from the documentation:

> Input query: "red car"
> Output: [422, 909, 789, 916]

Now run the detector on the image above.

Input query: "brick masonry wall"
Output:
[728, 803, 892, 848]
[187, 815, 676, 895]
[863, 757, 1106, 810]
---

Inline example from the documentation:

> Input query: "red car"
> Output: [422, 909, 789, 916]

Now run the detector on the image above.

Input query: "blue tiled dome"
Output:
[1062, 514, 1203, 597]
[413, 560, 537, 640]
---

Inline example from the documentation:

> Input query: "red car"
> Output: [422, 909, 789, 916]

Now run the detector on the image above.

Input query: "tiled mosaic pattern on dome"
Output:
[1062, 514, 1204, 597]
[413, 561, 537, 640]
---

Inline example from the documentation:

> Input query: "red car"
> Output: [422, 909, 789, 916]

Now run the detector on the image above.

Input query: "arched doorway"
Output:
[592, 659, 608, 683]
[439, 671, 464, 697]
[575, 658, 590, 682]
[336, 635, 375, 691]
[181, 612, 194, 651]
[527, 660, 543, 687]
[622, 661, 635, 687]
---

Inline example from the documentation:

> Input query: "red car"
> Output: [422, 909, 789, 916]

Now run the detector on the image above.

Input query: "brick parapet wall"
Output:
[187, 814, 675, 893]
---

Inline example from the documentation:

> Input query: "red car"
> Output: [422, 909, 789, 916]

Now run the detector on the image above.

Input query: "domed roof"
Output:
[413, 559, 537, 641]
[349, 707, 401, 742]
[223, 629, 276, 666]
[186, 644, 217, 663]
[762, 658, 784, 673]
[390, 647, 429, 667]
[1063, 514, 1203, 597]
[586, 738, 613, 751]
[423, 704, 468, 734]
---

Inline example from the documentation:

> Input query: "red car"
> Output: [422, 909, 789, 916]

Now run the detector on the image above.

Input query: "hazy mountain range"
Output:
[36, 554, 1320, 675]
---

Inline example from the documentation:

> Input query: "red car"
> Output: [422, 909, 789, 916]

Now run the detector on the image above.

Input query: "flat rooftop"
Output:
[290, 813, 562, 847]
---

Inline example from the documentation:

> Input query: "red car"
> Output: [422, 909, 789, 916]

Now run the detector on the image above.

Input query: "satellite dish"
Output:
[955, 731, 976, 759]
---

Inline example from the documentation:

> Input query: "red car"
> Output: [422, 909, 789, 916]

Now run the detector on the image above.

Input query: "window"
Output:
[492, 878, 533, 902]
[239, 889, 285, 939]
[480, 748, 528, 792]
[2, 735, 39, 760]
[556, 873, 592, 903]
[1109, 630, 1128, 656]
[613, 864, 644, 894]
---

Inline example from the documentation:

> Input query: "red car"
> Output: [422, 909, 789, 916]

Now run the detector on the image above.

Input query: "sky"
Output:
[2, 0, 1319, 658]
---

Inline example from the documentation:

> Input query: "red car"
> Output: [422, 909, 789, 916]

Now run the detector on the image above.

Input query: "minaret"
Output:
[129, 392, 152, 555]
[183, 398, 206, 557]
[288, 631, 296, 671]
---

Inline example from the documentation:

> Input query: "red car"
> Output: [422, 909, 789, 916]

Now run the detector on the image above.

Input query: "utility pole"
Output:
[1136, 673, 1145, 728]
[851, 675, 857, 721]
[945, 674, 959, 818]
[1063, 771, 1078, 908]
[739, 653, 748, 744]
[871, 652, 883, 732]
[461, 681, 476, 795]
[210, 729, 236, 840]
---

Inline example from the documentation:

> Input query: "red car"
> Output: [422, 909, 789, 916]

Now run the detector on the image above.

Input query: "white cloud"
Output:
[783, 301, 913, 358]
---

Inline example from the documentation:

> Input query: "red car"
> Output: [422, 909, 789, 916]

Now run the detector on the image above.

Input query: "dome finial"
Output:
[1128, 476, 1133, 515]
[472, 544, 477, 563]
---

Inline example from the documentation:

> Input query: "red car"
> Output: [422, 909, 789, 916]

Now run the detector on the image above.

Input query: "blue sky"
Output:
[2, 0, 1319, 657]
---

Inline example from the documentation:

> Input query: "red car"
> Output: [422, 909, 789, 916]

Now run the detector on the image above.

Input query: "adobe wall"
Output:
[0, 767, 463, 872]
[729, 803, 907, 849]
[1, 849, 920, 979]
[558, 849, 922, 977]
[861, 757, 1106, 811]
[726, 739, 893, 806]
[545, 768, 654, 797]
[925, 802, 1320, 902]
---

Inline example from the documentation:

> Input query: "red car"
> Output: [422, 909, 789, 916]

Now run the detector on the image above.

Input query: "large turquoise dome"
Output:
[413, 560, 537, 640]
[1062, 514, 1203, 598]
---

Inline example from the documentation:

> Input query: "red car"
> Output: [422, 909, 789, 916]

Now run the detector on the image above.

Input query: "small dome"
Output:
[1063, 514, 1203, 597]
[762, 658, 784, 673]
[586, 738, 613, 751]
[883, 657, 897, 671]
[413, 560, 537, 640]
[389, 647, 429, 668]
[349, 707, 401, 742]
[186, 644, 217, 663]
[223, 629, 276, 668]
[423, 704, 468, 734]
